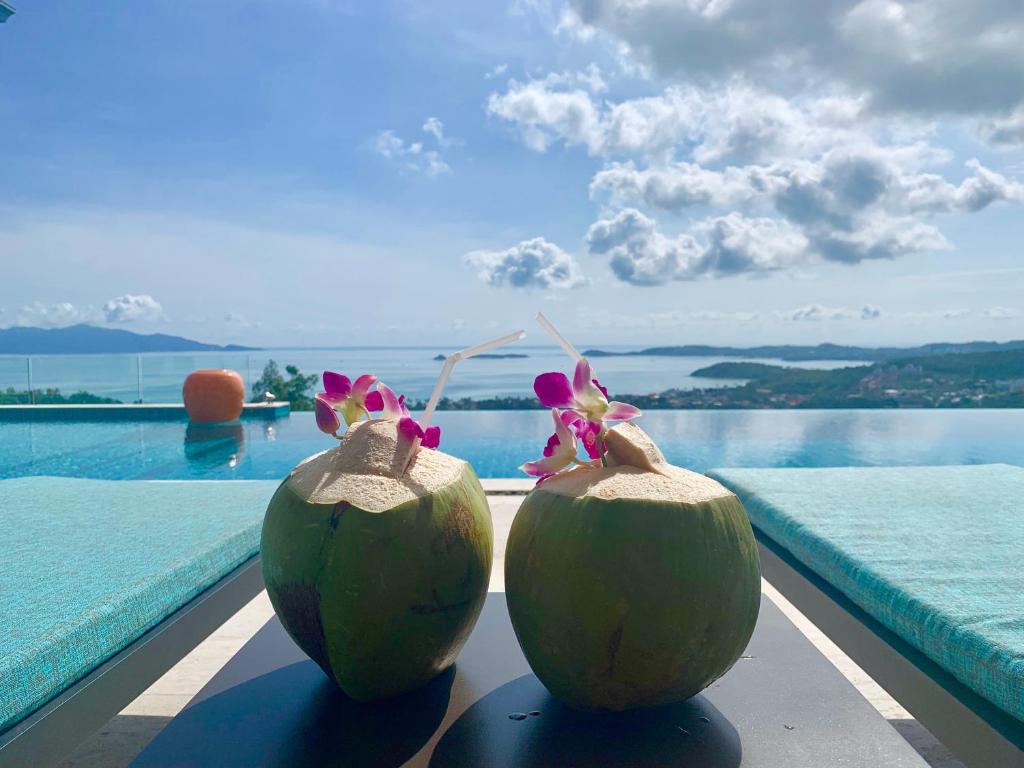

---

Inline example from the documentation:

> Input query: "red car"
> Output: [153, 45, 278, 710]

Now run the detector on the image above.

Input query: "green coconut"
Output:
[261, 418, 493, 701]
[505, 422, 760, 712]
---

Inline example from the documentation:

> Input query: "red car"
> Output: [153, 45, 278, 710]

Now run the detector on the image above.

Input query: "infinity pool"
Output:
[2, 410, 1022, 481]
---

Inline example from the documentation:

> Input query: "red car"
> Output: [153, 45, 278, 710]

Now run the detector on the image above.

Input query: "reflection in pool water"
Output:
[183, 421, 246, 470]
[1, 409, 1022, 480]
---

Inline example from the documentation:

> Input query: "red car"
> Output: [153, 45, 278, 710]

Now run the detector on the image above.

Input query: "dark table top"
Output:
[132, 593, 928, 767]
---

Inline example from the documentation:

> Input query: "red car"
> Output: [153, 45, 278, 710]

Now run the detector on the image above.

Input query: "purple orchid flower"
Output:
[525, 358, 641, 474]
[315, 394, 342, 437]
[317, 372, 383, 430]
[398, 416, 442, 449]
[378, 382, 442, 450]
[521, 408, 581, 483]
[534, 358, 640, 429]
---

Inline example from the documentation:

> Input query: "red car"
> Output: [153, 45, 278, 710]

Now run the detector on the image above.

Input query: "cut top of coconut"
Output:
[287, 419, 467, 512]
[604, 421, 667, 472]
[534, 462, 735, 504]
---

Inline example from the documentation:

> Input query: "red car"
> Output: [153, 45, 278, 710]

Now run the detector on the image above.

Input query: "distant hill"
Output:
[0, 324, 256, 354]
[583, 340, 1024, 362]
[682, 348, 1024, 408]
[693, 348, 1024, 382]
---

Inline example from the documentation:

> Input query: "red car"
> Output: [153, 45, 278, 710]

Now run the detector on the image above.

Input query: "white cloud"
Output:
[980, 109, 1024, 146]
[223, 312, 262, 329]
[986, 306, 1022, 319]
[489, 72, 1021, 276]
[15, 301, 92, 328]
[588, 147, 1021, 270]
[465, 237, 587, 289]
[778, 304, 884, 322]
[586, 208, 808, 285]
[102, 294, 164, 323]
[483, 11, 1024, 293]
[422, 116, 461, 148]
[586, 308, 761, 329]
[586, 208, 704, 285]
[484, 63, 509, 80]
[561, 0, 1024, 117]
[487, 74, 606, 153]
[374, 123, 453, 177]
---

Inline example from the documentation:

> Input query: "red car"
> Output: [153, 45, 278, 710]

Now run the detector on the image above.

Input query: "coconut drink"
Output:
[505, 350, 761, 712]
[261, 340, 520, 701]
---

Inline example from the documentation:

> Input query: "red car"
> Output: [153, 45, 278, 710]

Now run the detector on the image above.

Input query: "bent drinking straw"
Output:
[536, 311, 583, 362]
[400, 329, 527, 474]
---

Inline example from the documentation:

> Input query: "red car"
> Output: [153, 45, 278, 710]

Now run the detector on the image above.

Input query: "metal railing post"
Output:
[137, 354, 144, 404]
[26, 356, 34, 405]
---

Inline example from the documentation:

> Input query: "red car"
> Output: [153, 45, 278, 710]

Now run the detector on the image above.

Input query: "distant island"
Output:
[583, 340, 1024, 363]
[432, 353, 529, 360]
[0, 324, 256, 354]
[405, 347, 1024, 410]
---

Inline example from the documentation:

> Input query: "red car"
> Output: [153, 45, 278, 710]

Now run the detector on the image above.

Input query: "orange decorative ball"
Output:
[182, 369, 245, 423]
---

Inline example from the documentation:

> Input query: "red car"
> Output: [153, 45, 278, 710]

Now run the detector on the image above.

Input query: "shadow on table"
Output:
[430, 674, 741, 768]
[138, 660, 453, 768]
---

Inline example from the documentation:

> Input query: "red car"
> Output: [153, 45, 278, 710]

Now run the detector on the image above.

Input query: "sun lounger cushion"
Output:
[0, 477, 278, 733]
[708, 464, 1024, 725]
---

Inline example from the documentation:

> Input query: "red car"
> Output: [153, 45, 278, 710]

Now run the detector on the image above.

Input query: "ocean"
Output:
[0, 346, 865, 404]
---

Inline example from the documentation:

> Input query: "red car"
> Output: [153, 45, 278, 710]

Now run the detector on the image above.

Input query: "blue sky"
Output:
[1, 0, 1022, 348]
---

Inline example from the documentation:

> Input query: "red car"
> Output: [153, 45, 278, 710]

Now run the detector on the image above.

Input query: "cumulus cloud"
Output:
[102, 294, 164, 323]
[16, 301, 91, 328]
[484, 7, 1024, 287]
[374, 119, 454, 177]
[561, 0, 1024, 116]
[980, 110, 1024, 146]
[484, 63, 509, 80]
[586, 208, 807, 285]
[778, 304, 884, 321]
[593, 152, 1022, 219]
[422, 117, 461, 148]
[223, 312, 262, 329]
[587, 147, 1023, 269]
[486, 71, 607, 153]
[490, 77, 889, 165]
[586, 308, 761, 330]
[986, 306, 1022, 319]
[465, 237, 587, 289]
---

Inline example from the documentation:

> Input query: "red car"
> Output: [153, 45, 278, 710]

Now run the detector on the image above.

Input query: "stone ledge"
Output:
[0, 402, 291, 422]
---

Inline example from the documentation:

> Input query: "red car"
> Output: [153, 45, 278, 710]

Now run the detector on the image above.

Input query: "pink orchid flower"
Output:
[375, 382, 408, 419]
[317, 372, 384, 428]
[378, 382, 442, 450]
[533, 358, 641, 428]
[521, 408, 581, 482]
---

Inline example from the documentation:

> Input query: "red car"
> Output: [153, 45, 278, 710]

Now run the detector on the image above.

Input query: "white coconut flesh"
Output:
[537, 422, 734, 504]
[287, 419, 467, 513]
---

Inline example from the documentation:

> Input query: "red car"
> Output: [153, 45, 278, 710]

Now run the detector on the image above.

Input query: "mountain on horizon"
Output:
[0, 324, 257, 354]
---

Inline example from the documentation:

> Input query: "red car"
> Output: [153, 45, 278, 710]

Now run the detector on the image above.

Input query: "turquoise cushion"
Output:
[708, 465, 1024, 725]
[0, 477, 278, 734]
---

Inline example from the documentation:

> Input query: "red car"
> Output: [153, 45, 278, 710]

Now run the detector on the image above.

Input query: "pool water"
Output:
[2, 410, 1022, 481]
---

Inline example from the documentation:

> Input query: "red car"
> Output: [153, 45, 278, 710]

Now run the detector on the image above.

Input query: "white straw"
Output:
[400, 328, 526, 473]
[536, 311, 583, 362]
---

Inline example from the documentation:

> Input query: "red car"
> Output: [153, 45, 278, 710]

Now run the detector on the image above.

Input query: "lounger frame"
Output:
[0, 555, 264, 768]
[756, 532, 1024, 768]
